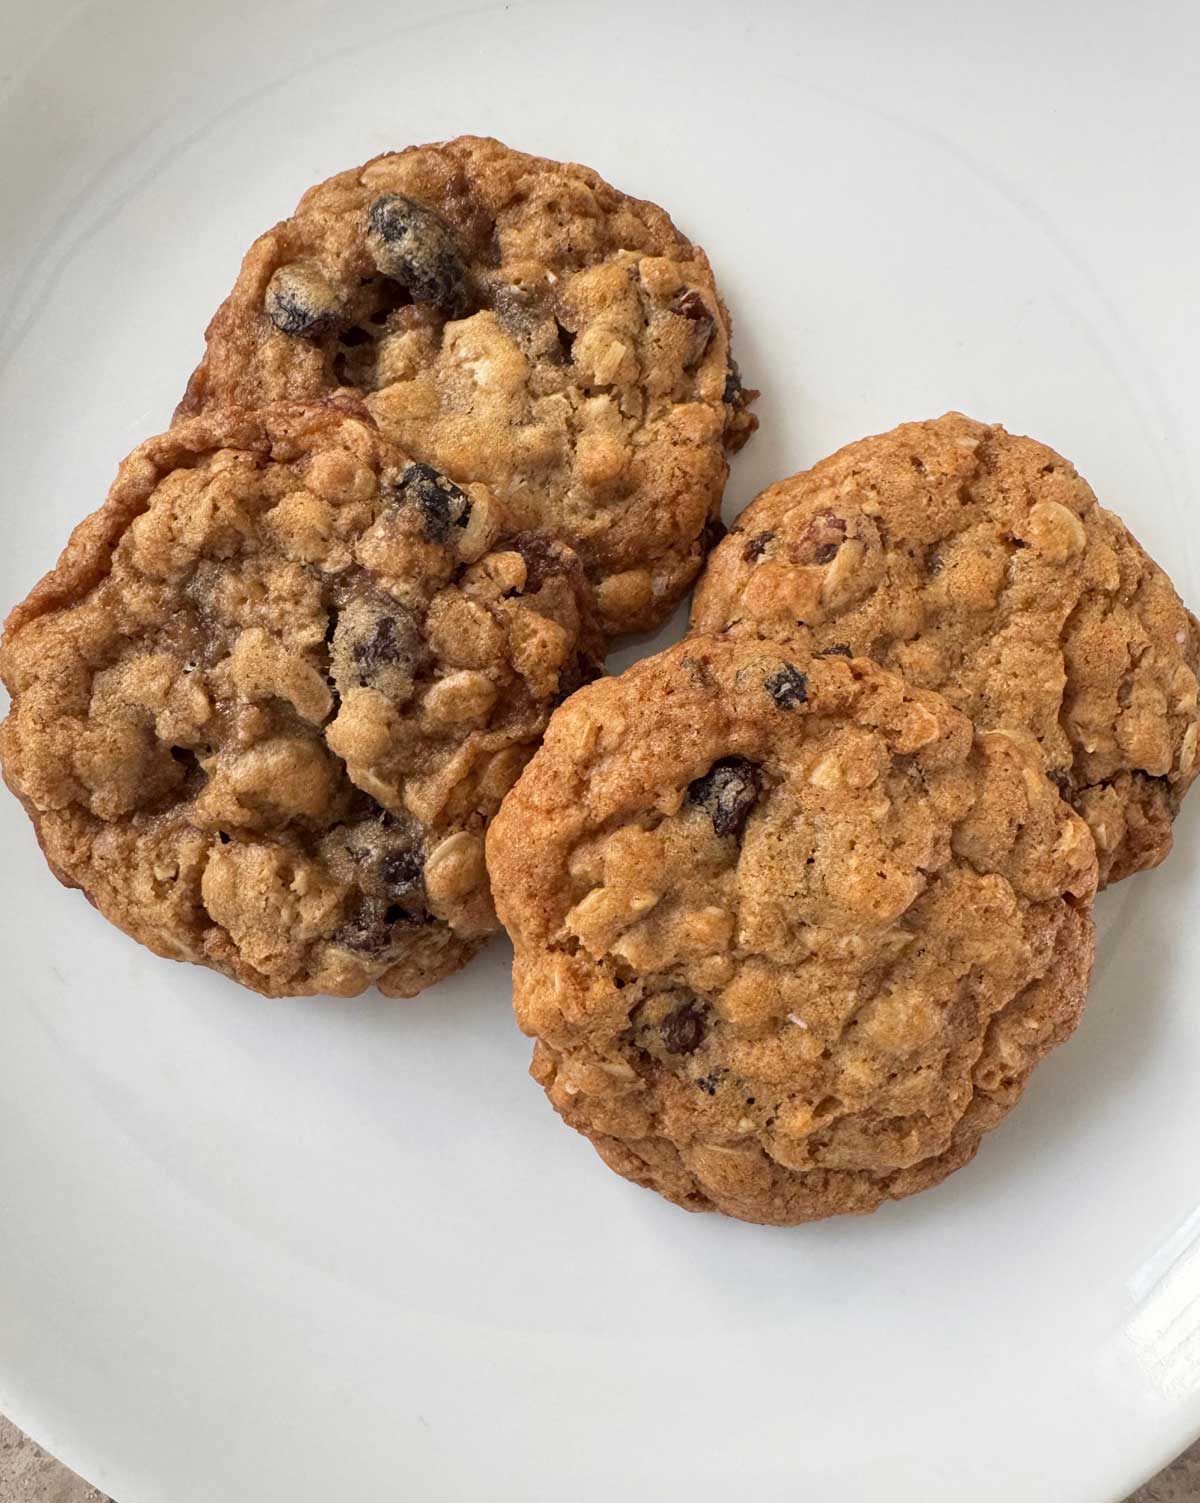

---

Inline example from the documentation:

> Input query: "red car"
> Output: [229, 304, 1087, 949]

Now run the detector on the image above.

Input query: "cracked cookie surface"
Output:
[177, 135, 757, 635]
[0, 402, 600, 997]
[487, 635, 1097, 1226]
[692, 413, 1200, 885]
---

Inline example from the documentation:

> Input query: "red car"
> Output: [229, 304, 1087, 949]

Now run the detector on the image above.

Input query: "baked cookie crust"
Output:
[1, 401, 600, 997]
[693, 414, 1200, 884]
[488, 635, 1097, 1225]
[177, 136, 756, 635]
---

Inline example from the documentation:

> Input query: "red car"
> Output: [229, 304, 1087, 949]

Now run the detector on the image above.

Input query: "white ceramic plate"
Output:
[2, 2, 1199, 1499]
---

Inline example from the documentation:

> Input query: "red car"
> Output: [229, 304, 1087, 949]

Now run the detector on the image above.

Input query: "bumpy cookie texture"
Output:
[176, 136, 756, 636]
[0, 403, 601, 998]
[488, 636, 1097, 1226]
[692, 414, 1200, 885]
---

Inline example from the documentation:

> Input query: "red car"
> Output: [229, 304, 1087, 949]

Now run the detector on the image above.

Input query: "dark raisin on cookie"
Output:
[688, 757, 761, 837]
[765, 664, 809, 709]
[508, 533, 568, 594]
[742, 530, 774, 563]
[671, 288, 716, 366]
[391, 462, 472, 542]
[333, 891, 433, 953]
[379, 848, 423, 895]
[329, 598, 427, 700]
[796, 510, 848, 564]
[819, 643, 853, 657]
[673, 289, 711, 322]
[660, 999, 707, 1055]
[332, 896, 400, 954]
[365, 195, 471, 317]
[353, 616, 403, 671]
[264, 263, 342, 337]
[355, 614, 412, 675]
[318, 812, 425, 892]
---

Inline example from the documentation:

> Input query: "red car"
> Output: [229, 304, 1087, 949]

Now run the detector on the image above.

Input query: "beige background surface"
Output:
[1, 1414, 1196, 1501]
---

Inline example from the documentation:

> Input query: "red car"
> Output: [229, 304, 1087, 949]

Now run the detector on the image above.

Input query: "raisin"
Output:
[390, 462, 472, 542]
[331, 897, 401, 954]
[366, 195, 471, 316]
[795, 510, 848, 565]
[350, 612, 419, 676]
[765, 664, 808, 709]
[332, 881, 436, 953]
[329, 598, 426, 701]
[352, 615, 401, 670]
[508, 532, 568, 593]
[742, 530, 774, 562]
[380, 848, 423, 894]
[264, 263, 341, 337]
[320, 816, 429, 913]
[671, 288, 715, 366]
[661, 1001, 706, 1055]
[674, 289, 711, 322]
[688, 757, 761, 837]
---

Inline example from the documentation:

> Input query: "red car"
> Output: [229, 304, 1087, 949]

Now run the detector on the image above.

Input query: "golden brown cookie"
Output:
[177, 136, 757, 636]
[692, 414, 1200, 884]
[487, 635, 1098, 1226]
[1, 401, 601, 998]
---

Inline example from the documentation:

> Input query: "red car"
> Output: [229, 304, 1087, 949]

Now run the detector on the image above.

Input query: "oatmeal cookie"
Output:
[692, 414, 1200, 884]
[487, 635, 1097, 1226]
[176, 136, 757, 636]
[1, 401, 600, 997]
